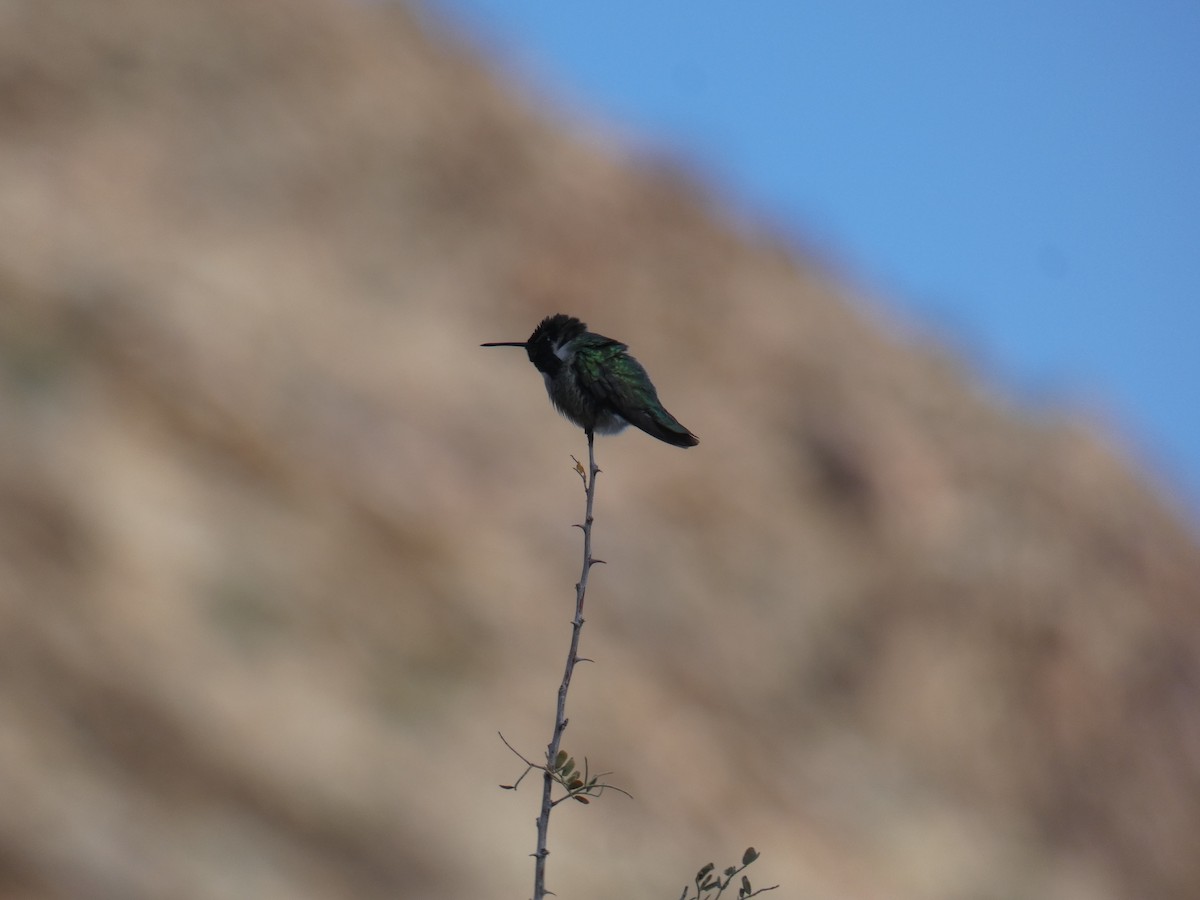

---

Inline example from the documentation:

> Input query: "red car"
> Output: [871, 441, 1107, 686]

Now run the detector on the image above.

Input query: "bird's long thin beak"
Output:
[480, 341, 527, 348]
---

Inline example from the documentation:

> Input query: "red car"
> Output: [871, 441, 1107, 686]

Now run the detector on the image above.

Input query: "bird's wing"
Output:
[573, 340, 697, 446]
[572, 339, 650, 412]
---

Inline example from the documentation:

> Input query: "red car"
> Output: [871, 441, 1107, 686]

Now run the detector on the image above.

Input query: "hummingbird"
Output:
[482, 314, 698, 448]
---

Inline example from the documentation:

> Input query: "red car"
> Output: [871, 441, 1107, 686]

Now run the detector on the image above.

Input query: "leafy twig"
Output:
[678, 848, 779, 900]
[499, 733, 631, 805]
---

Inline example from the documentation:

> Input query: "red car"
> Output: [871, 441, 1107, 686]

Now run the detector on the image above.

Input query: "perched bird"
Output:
[482, 314, 698, 448]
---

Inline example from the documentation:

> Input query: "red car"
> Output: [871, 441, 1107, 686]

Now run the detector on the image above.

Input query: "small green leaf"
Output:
[742, 847, 759, 866]
[724, 866, 737, 877]
[742, 875, 752, 893]
[554, 749, 569, 769]
[695, 863, 715, 885]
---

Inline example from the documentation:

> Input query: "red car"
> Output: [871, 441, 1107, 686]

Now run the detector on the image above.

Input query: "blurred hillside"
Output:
[1, 1, 1198, 899]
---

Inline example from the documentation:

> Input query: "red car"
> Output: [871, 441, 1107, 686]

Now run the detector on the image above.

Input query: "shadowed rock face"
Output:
[1, 2, 1198, 899]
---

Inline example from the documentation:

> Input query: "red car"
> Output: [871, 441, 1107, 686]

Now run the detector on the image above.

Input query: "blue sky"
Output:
[426, 0, 1200, 519]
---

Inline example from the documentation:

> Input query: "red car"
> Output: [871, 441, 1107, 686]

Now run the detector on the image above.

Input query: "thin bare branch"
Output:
[532, 429, 600, 900]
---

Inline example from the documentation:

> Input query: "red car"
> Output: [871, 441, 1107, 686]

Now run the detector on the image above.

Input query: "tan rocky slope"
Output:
[1, 1, 1198, 898]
